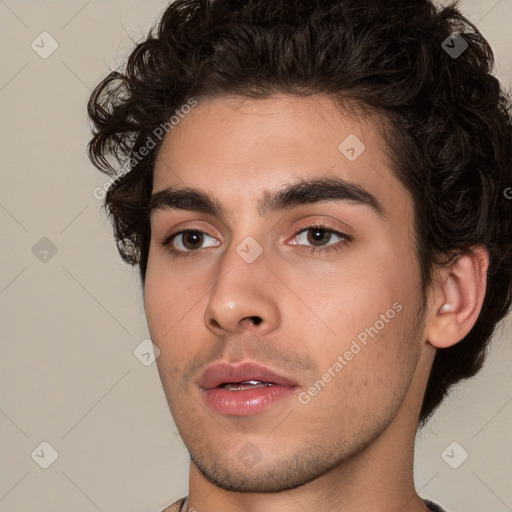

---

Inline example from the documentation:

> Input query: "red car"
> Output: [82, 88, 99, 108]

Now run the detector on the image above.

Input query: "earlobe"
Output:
[425, 247, 489, 349]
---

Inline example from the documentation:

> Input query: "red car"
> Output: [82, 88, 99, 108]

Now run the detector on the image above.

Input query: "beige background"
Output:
[1, 1, 511, 511]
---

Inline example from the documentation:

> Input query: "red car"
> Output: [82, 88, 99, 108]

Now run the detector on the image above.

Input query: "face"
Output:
[145, 93, 427, 493]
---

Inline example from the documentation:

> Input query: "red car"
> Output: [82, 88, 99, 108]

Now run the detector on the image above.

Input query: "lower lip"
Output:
[201, 385, 296, 416]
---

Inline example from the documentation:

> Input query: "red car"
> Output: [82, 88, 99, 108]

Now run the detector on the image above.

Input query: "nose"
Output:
[203, 248, 280, 336]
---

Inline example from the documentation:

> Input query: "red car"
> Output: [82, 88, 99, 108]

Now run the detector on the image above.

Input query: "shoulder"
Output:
[159, 496, 186, 512]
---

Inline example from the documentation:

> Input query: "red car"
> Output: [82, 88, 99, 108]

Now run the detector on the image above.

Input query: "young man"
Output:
[87, 0, 512, 511]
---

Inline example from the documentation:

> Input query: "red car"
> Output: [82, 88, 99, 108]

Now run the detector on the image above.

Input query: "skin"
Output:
[144, 93, 488, 512]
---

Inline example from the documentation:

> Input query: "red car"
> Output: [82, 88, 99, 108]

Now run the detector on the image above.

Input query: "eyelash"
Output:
[161, 223, 352, 259]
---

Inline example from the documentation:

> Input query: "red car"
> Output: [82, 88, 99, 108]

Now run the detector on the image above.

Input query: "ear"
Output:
[424, 246, 489, 349]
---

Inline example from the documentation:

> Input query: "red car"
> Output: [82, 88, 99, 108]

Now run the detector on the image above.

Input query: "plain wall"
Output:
[1, 1, 511, 511]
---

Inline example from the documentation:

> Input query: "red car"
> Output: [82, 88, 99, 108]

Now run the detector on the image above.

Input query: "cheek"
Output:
[144, 264, 196, 408]
[313, 302, 422, 438]
[296, 246, 421, 396]
[144, 249, 197, 336]
[297, 252, 412, 344]
[144, 251, 211, 378]
[144, 262, 169, 339]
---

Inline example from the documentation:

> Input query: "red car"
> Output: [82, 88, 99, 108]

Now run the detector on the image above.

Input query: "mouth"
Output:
[198, 362, 299, 416]
[217, 380, 275, 390]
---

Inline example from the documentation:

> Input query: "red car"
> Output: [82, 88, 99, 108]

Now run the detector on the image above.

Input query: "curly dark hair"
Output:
[87, 0, 512, 425]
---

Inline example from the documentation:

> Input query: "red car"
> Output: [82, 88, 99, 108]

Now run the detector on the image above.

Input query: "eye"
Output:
[290, 224, 351, 254]
[161, 224, 351, 258]
[163, 229, 220, 257]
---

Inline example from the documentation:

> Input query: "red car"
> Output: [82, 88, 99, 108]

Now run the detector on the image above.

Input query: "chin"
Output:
[187, 438, 353, 494]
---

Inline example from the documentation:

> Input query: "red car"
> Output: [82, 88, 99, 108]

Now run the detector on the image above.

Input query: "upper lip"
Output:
[198, 361, 299, 389]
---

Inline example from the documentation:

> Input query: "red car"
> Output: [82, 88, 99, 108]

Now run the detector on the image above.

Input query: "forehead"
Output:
[152, 93, 412, 223]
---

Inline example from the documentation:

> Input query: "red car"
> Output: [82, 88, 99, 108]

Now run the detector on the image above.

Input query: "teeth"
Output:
[221, 380, 273, 390]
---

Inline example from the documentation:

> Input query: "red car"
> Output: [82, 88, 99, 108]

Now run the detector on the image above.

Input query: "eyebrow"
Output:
[149, 177, 386, 219]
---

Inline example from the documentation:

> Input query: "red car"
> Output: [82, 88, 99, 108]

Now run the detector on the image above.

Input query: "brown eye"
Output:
[180, 231, 204, 250]
[163, 229, 220, 257]
[306, 227, 334, 246]
[294, 226, 348, 248]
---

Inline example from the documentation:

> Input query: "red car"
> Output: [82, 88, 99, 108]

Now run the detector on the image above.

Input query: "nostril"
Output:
[249, 316, 262, 325]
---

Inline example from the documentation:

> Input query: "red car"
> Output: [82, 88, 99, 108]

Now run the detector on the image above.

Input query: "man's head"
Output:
[87, 0, 512, 494]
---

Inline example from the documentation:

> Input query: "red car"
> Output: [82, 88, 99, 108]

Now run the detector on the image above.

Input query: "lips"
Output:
[198, 361, 299, 416]
[198, 361, 299, 389]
